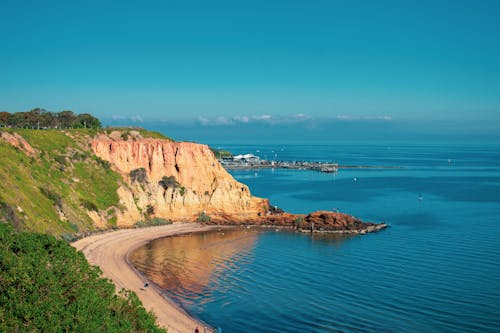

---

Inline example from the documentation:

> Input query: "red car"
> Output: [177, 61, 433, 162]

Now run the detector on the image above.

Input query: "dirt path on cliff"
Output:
[72, 223, 217, 333]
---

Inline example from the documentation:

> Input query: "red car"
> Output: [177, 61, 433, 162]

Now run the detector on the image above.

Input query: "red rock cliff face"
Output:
[92, 135, 269, 226]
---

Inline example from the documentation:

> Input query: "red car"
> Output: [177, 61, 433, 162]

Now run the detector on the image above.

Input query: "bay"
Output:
[130, 143, 500, 332]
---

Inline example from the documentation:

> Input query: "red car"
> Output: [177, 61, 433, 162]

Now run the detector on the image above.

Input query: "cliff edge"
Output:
[0, 128, 385, 236]
[92, 133, 269, 226]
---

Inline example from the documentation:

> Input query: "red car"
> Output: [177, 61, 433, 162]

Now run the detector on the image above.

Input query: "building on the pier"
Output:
[232, 154, 260, 164]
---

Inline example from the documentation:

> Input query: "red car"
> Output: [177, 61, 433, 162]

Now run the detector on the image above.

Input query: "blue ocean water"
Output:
[132, 143, 500, 332]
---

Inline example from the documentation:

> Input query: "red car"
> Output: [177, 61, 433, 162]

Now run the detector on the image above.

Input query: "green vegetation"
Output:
[102, 127, 174, 141]
[159, 176, 179, 190]
[137, 129, 173, 141]
[0, 108, 101, 129]
[0, 125, 184, 331]
[210, 147, 233, 159]
[179, 186, 186, 196]
[135, 218, 173, 227]
[197, 212, 211, 223]
[0, 223, 165, 332]
[292, 216, 305, 228]
[0, 129, 122, 236]
[145, 205, 155, 219]
[39, 187, 63, 208]
[130, 168, 148, 183]
[0, 125, 179, 237]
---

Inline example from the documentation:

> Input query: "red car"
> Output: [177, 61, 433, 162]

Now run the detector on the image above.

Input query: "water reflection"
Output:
[130, 228, 259, 305]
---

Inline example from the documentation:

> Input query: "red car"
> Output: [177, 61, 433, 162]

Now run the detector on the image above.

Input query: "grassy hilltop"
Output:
[0, 127, 170, 238]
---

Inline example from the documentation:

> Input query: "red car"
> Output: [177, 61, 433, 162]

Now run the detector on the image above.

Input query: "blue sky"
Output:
[1, 0, 500, 142]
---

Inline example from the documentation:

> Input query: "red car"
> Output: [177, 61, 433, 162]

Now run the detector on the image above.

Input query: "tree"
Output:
[8, 111, 28, 128]
[78, 113, 102, 128]
[57, 110, 79, 129]
[1, 109, 102, 129]
[0, 111, 10, 127]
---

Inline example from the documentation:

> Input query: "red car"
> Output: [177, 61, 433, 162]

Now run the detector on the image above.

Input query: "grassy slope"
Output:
[0, 129, 123, 236]
[0, 128, 172, 332]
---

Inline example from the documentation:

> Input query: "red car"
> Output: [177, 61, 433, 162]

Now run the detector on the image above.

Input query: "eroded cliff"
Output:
[92, 133, 269, 226]
[0, 128, 385, 236]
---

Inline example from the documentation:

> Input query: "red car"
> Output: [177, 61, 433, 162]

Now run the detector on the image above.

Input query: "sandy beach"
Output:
[72, 223, 217, 333]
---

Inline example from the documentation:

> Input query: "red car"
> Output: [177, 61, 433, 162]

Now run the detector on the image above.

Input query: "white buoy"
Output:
[353, 177, 357, 182]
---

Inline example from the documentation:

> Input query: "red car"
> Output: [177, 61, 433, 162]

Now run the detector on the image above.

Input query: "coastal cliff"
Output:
[0, 128, 385, 236]
[91, 132, 269, 226]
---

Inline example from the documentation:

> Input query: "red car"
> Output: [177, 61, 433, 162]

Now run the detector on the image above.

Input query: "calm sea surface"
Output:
[130, 143, 500, 332]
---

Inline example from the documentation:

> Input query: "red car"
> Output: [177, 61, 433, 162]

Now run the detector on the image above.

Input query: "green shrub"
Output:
[197, 212, 211, 223]
[158, 175, 179, 190]
[39, 187, 63, 208]
[293, 216, 304, 225]
[108, 216, 118, 226]
[94, 156, 110, 169]
[54, 154, 67, 166]
[69, 222, 79, 232]
[80, 199, 98, 212]
[0, 224, 165, 332]
[130, 168, 148, 183]
[61, 233, 76, 242]
[292, 216, 305, 228]
[145, 204, 155, 218]
[135, 218, 173, 227]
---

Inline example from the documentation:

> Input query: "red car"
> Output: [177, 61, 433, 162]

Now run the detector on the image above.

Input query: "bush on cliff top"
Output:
[0, 223, 166, 332]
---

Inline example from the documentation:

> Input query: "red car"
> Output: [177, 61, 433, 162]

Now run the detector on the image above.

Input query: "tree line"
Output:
[0, 108, 101, 129]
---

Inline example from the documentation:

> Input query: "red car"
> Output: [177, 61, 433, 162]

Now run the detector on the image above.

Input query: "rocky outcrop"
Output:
[208, 210, 387, 234]
[1, 132, 37, 157]
[92, 134, 269, 226]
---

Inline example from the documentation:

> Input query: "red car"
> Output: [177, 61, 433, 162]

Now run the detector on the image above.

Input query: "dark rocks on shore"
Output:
[203, 210, 387, 235]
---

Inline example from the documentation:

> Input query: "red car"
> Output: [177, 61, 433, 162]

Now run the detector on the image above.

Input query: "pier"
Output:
[219, 156, 403, 173]
[220, 159, 339, 173]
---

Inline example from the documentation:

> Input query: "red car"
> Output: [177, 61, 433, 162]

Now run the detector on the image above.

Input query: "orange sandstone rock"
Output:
[1, 132, 37, 157]
[91, 136, 269, 226]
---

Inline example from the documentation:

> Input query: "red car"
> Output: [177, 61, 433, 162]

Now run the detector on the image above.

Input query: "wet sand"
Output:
[72, 223, 217, 333]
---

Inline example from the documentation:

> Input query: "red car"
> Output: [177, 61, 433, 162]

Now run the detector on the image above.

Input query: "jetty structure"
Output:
[220, 154, 339, 173]
[219, 153, 404, 173]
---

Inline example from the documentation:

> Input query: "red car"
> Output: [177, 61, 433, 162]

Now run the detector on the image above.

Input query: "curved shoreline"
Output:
[72, 223, 218, 333]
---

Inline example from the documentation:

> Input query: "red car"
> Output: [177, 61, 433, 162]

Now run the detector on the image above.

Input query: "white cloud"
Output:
[362, 115, 392, 121]
[233, 115, 250, 123]
[293, 113, 311, 120]
[196, 113, 314, 126]
[130, 115, 143, 123]
[253, 114, 272, 121]
[214, 116, 232, 125]
[112, 115, 125, 120]
[198, 116, 210, 126]
[335, 115, 392, 121]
